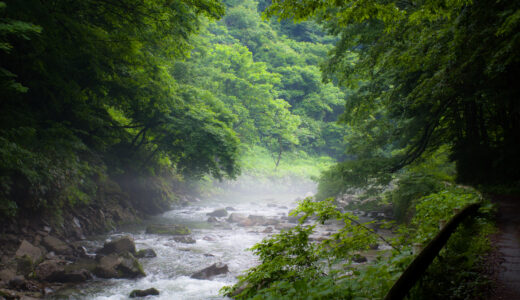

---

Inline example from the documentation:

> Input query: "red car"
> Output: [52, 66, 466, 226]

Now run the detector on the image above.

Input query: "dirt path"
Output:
[491, 195, 520, 299]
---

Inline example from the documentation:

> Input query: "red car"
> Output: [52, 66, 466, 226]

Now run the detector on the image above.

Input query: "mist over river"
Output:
[49, 181, 317, 299]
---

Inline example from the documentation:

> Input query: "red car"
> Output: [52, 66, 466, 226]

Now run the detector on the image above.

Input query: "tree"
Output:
[265, 0, 520, 191]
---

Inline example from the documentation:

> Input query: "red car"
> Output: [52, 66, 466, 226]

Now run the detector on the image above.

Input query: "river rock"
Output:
[146, 224, 190, 235]
[190, 263, 229, 279]
[42, 236, 72, 255]
[352, 254, 367, 263]
[15, 240, 43, 264]
[129, 287, 160, 298]
[274, 223, 294, 230]
[173, 236, 196, 244]
[247, 215, 266, 225]
[227, 213, 247, 223]
[262, 227, 273, 233]
[34, 260, 63, 281]
[34, 259, 91, 283]
[206, 208, 228, 217]
[97, 236, 136, 255]
[135, 248, 157, 258]
[225, 206, 236, 211]
[207, 217, 218, 223]
[94, 253, 145, 279]
[0, 269, 16, 284]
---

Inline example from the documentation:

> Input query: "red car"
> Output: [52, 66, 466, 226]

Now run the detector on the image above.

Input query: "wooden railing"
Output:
[384, 203, 481, 300]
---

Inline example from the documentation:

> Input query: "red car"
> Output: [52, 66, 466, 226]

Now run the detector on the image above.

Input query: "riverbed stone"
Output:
[15, 240, 43, 264]
[135, 248, 157, 258]
[352, 254, 367, 263]
[173, 236, 196, 244]
[227, 213, 247, 223]
[42, 236, 72, 255]
[247, 215, 266, 225]
[0, 269, 16, 284]
[97, 236, 136, 255]
[190, 263, 229, 279]
[206, 208, 228, 217]
[207, 217, 218, 223]
[129, 287, 160, 298]
[34, 260, 63, 281]
[146, 224, 190, 235]
[94, 253, 145, 279]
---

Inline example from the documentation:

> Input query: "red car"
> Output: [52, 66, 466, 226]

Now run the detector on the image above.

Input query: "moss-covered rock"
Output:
[145, 224, 190, 235]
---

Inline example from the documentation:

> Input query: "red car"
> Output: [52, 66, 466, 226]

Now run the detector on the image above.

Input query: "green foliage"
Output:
[225, 187, 494, 299]
[265, 0, 520, 191]
[0, 0, 243, 217]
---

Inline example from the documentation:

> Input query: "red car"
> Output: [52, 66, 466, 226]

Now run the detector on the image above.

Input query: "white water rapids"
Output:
[49, 187, 318, 300]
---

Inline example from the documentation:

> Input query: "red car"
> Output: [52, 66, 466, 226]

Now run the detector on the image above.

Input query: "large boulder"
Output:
[227, 213, 247, 223]
[35, 260, 92, 283]
[42, 236, 72, 255]
[97, 236, 136, 255]
[15, 240, 43, 264]
[34, 260, 63, 281]
[52, 269, 92, 283]
[190, 263, 229, 279]
[93, 253, 145, 279]
[129, 288, 160, 298]
[206, 208, 228, 218]
[247, 215, 266, 225]
[146, 224, 190, 235]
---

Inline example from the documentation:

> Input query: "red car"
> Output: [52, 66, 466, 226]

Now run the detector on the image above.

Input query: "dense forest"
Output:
[1, 0, 519, 299]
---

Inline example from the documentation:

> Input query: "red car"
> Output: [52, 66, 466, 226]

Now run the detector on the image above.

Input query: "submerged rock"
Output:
[97, 236, 136, 255]
[225, 206, 236, 211]
[146, 224, 190, 235]
[207, 217, 218, 223]
[135, 248, 157, 258]
[191, 263, 229, 279]
[173, 236, 196, 244]
[206, 208, 228, 218]
[129, 287, 160, 298]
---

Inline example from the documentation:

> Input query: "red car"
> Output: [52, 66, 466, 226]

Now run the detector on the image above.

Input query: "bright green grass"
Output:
[239, 145, 335, 180]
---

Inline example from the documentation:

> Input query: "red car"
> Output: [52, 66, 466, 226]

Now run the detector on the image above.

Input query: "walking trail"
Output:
[492, 195, 520, 299]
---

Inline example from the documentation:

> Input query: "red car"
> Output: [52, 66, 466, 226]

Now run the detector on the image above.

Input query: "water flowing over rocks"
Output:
[129, 287, 160, 298]
[145, 224, 190, 235]
[135, 249, 157, 258]
[206, 208, 228, 217]
[190, 263, 229, 279]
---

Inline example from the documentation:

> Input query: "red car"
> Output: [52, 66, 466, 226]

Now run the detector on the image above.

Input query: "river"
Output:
[49, 187, 316, 299]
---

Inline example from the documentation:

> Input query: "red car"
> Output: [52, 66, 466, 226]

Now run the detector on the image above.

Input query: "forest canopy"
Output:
[264, 0, 520, 196]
